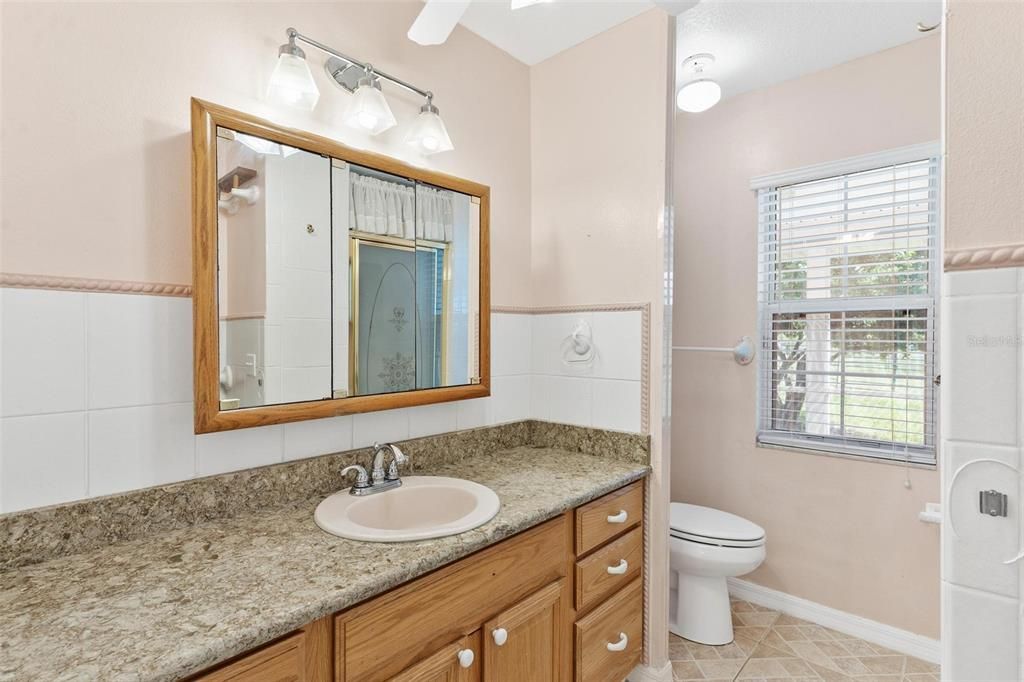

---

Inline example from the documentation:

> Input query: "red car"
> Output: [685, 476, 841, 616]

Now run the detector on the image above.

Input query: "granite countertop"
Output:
[0, 446, 648, 682]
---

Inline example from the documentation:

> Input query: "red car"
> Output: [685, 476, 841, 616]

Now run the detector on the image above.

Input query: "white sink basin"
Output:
[314, 476, 501, 542]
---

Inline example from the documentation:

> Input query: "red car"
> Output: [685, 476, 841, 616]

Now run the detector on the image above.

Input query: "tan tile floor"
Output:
[669, 599, 940, 682]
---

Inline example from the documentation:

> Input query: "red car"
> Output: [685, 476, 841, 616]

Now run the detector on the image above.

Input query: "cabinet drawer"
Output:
[574, 482, 643, 556]
[574, 579, 643, 682]
[338, 515, 569, 682]
[575, 526, 643, 614]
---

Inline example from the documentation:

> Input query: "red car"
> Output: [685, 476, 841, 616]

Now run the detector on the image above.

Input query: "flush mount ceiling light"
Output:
[267, 28, 454, 152]
[676, 53, 722, 113]
[405, 95, 454, 155]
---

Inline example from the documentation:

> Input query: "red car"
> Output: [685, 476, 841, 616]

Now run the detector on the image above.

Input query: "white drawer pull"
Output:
[606, 633, 628, 652]
[492, 627, 508, 646]
[457, 648, 474, 668]
[607, 510, 628, 524]
[607, 559, 628, 575]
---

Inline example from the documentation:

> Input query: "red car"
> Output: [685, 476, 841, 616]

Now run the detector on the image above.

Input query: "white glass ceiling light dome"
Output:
[267, 41, 320, 111]
[405, 95, 454, 155]
[344, 68, 397, 135]
[676, 53, 721, 114]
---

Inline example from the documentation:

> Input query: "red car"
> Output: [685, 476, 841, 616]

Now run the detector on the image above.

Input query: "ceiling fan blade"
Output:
[408, 0, 472, 46]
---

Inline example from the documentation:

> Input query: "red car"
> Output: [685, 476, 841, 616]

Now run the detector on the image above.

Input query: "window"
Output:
[755, 146, 939, 465]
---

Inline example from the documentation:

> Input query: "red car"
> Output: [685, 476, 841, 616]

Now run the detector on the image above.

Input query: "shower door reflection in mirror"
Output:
[338, 163, 479, 398]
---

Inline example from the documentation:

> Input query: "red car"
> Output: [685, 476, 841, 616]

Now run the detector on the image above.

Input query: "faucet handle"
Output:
[389, 443, 407, 465]
[385, 443, 408, 481]
[341, 464, 370, 491]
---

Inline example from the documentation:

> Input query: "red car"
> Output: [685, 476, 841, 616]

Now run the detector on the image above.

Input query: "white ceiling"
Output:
[458, 0, 662, 65]
[675, 0, 943, 99]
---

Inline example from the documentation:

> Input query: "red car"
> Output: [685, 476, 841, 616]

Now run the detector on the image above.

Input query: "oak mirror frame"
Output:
[191, 99, 490, 434]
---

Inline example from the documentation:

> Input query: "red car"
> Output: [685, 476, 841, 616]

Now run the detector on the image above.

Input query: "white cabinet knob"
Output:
[457, 649, 474, 668]
[492, 627, 508, 646]
[607, 510, 628, 524]
[606, 633, 628, 652]
[607, 559, 628, 575]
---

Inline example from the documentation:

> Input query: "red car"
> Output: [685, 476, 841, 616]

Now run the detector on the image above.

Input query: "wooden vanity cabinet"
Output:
[334, 516, 571, 682]
[194, 481, 644, 682]
[572, 481, 644, 682]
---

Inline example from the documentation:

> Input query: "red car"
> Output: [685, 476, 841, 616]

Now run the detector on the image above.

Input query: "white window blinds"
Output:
[755, 149, 940, 465]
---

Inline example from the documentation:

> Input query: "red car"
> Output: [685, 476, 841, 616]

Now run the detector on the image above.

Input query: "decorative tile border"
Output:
[0, 420, 648, 571]
[492, 303, 652, 434]
[944, 243, 1024, 271]
[0, 272, 191, 297]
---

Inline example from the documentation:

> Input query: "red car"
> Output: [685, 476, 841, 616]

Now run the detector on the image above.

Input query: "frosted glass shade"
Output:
[344, 83, 397, 135]
[676, 79, 721, 113]
[267, 53, 320, 111]
[405, 109, 455, 155]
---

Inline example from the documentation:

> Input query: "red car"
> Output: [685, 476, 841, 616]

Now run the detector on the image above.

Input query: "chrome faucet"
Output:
[340, 442, 408, 496]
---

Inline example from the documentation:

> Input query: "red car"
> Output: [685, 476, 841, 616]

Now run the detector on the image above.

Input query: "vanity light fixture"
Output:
[405, 95, 454, 155]
[268, 28, 454, 152]
[344, 68, 398, 134]
[267, 36, 320, 110]
[677, 53, 722, 113]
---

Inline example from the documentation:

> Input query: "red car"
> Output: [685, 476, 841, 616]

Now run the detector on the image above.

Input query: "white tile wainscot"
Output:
[0, 289, 648, 513]
[528, 309, 644, 433]
[940, 266, 1024, 680]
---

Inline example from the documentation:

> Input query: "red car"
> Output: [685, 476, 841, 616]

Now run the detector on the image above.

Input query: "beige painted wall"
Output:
[672, 36, 942, 638]
[945, 0, 1024, 255]
[0, 1, 533, 306]
[530, 10, 670, 309]
[530, 9, 674, 669]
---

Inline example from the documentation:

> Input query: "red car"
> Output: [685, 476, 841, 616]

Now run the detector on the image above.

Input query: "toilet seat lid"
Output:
[669, 503, 765, 544]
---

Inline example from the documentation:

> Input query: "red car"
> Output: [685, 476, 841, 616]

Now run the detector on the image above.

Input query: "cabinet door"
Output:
[392, 632, 481, 682]
[482, 580, 565, 682]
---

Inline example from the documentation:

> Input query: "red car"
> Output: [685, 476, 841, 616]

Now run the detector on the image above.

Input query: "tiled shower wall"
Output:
[941, 266, 1023, 680]
[0, 289, 645, 513]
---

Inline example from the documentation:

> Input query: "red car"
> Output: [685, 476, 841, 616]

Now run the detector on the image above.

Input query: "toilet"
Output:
[668, 502, 766, 645]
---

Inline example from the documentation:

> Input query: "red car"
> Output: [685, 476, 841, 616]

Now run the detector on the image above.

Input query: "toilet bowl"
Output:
[668, 502, 766, 645]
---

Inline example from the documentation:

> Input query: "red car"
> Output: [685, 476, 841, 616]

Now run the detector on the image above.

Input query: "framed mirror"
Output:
[191, 99, 489, 433]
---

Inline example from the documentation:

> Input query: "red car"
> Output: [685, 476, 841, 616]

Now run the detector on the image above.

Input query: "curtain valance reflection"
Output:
[350, 173, 453, 242]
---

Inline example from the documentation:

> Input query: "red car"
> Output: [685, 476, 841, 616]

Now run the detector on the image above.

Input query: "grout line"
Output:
[83, 294, 91, 497]
[3, 401, 195, 420]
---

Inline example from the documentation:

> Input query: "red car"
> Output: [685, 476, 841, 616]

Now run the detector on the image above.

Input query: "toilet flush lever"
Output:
[607, 510, 628, 524]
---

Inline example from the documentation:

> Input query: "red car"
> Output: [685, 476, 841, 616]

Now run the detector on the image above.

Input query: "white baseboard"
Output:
[628, 661, 673, 682]
[727, 578, 940, 664]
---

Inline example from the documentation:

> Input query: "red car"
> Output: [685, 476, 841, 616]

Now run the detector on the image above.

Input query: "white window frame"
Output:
[752, 142, 941, 466]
